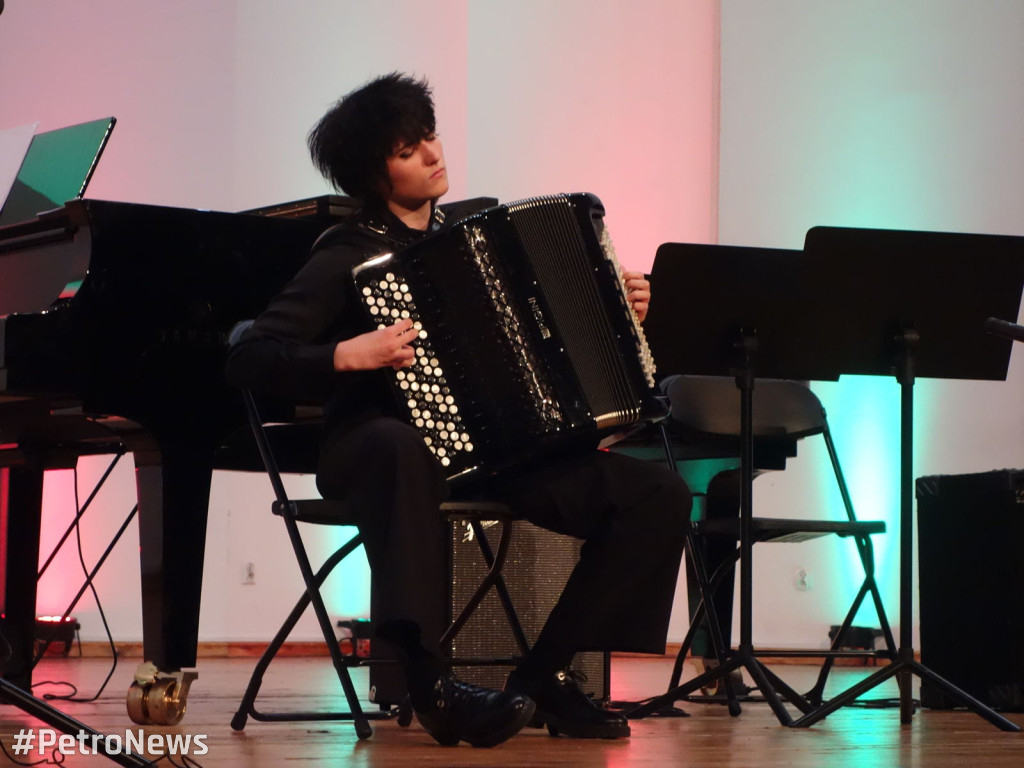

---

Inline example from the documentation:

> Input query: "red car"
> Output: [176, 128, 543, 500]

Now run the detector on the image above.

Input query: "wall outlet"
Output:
[793, 568, 812, 592]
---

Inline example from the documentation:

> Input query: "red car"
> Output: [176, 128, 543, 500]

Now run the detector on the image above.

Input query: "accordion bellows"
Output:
[352, 192, 663, 482]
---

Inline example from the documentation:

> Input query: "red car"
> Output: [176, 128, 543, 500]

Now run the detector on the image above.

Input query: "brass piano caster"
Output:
[126, 662, 198, 725]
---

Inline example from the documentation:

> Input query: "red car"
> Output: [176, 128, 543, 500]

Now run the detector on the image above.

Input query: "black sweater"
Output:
[224, 204, 444, 435]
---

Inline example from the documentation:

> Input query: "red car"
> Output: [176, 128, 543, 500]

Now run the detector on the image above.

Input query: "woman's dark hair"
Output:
[307, 72, 436, 204]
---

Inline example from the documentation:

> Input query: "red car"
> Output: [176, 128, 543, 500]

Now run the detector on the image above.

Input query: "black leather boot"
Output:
[505, 668, 630, 739]
[414, 676, 536, 748]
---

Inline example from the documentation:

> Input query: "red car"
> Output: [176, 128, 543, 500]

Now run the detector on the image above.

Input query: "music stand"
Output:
[643, 226, 1024, 730]
[787, 226, 1024, 730]
[643, 242, 849, 726]
[0, 675, 155, 767]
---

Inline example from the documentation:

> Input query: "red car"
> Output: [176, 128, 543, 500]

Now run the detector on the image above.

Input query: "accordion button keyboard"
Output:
[360, 268, 476, 473]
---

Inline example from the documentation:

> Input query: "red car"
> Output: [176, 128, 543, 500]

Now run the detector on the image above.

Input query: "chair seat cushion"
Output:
[662, 375, 826, 438]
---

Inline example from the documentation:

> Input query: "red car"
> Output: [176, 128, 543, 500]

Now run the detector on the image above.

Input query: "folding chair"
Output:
[223, 326, 533, 739]
[629, 375, 896, 719]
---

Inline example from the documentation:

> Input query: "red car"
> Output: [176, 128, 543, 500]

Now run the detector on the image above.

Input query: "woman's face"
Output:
[384, 133, 448, 211]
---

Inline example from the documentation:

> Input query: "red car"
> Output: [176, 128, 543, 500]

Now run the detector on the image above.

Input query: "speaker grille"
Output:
[448, 518, 608, 700]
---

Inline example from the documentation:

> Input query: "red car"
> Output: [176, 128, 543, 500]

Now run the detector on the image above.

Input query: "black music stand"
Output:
[0, 676, 155, 767]
[643, 242, 848, 726]
[644, 226, 1024, 730]
[787, 226, 1024, 730]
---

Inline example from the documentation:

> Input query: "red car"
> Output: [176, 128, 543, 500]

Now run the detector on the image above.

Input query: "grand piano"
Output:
[0, 197, 337, 722]
[0, 192, 514, 723]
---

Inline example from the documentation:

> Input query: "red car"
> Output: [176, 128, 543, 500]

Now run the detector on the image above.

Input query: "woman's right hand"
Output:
[333, 318, 419, 371]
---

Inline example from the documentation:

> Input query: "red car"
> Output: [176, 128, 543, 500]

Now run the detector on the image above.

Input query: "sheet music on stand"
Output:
[0, 116, 115, 228]
[0, 122, 37, 215]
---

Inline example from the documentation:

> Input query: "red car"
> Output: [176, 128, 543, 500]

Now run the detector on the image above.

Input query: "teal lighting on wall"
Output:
[320, 528, 372, 623]
[813, 374, 919, 627]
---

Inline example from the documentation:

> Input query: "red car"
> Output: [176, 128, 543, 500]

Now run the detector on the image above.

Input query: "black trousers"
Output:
[317, 417, 692, 659]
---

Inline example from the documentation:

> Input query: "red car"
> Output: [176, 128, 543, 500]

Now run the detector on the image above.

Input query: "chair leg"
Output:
[803, 567, 872, 705]
[812, 422, 898, 701]
[288, 518, 374, 740]
[232, 536, 361, 730]
[668, 531, 735, 688]
[863, 537, 898, 654]
[623, 531, 745, 719]
[823, 424, 897, 649]
[231, 520, 376, 739]
[442, 518, 531, 656]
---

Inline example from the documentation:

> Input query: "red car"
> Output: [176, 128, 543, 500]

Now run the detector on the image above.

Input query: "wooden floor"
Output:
[2, 654, 1023, 767]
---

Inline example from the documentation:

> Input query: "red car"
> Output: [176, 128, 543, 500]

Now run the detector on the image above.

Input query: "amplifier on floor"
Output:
[369, 518, 609, 705]
[917, 469, 1024, 710]
[447, 517, 609, 698]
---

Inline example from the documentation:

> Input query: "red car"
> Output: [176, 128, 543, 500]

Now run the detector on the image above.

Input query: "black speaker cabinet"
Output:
[447, 517, 609, 697]
[917, 469, 1024, 710]
[369, 517, 609, 705]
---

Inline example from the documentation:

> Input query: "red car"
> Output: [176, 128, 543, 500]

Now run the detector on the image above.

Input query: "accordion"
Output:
[352, 192, 664, 482]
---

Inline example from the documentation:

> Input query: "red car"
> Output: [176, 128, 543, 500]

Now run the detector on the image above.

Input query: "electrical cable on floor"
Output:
[32, 464, 119, 704]
[0, 735, 211, 767]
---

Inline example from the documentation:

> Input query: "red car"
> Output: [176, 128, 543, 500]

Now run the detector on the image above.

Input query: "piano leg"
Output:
[128, 440, 212, 725]
[0, 463, 44, 691]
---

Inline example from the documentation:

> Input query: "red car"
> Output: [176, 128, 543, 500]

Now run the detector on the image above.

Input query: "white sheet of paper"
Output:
[0, 122, 39, 212]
